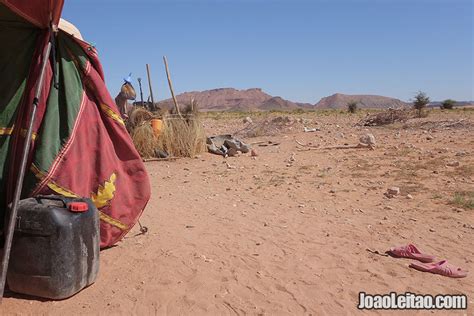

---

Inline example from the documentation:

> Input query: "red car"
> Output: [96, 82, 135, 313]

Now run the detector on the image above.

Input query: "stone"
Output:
[227, 148, 238, 157]
[359, 133, 376, 148]
[243, 116, 253, 124]
[304, 127, 318, 133]
[446, 161, 460, 167]
[387, 187, 400, 196]
[406, 194, 413, 200]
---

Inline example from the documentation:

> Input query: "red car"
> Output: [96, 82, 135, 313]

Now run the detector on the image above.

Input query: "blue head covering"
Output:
[124, 73, 132, 84]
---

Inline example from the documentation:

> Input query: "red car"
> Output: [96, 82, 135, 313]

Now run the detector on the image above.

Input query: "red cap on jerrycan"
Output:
[67, 202, 89, 213]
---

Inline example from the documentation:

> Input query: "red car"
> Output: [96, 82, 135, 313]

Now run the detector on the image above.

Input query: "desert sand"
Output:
[2, 110, 473, 315]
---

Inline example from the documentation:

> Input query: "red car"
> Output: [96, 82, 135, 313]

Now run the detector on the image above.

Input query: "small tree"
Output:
[347, 101, 358, 113]
[441, 99, 456, 110]
[413, 91, 430, 117]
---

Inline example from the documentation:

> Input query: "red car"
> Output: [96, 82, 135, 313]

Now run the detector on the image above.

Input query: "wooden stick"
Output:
[143, 157, 178, 162]
[321, 143, 374, 150]
[294, 139, 319, 148]
[297, 143, 373, 151]
[146, 64, 155, 111]
[163, 56, 182, 118]
[0, 37, 52, 301]
[366, 248, 389, 257]
[251, 140, 281, 146]
[440, 119, 465, 128]
[297, 147, 319, 152]
[321, 144, 363, 150]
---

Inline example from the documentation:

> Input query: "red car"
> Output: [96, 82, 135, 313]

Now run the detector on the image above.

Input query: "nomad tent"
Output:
[0, 1, 151, 248]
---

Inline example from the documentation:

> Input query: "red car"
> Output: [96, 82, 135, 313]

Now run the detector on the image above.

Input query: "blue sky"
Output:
[62, 0, 473, 103]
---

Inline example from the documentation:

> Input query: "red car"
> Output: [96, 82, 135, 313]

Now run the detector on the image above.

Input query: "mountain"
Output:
[155, 89, 419, 111]
[156, 88, 312, 111]
[315, 93, 408, 109]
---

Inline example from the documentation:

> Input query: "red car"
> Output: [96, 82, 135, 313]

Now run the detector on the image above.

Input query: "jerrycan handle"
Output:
[35, 195, 89, 213]
[35, 195, 72, 208]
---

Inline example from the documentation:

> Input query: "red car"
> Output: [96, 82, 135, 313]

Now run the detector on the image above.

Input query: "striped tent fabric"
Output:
[0, 0, 150, 248]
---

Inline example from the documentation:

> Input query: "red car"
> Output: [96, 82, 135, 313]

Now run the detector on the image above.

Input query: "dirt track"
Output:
[3, 110, 474, 315]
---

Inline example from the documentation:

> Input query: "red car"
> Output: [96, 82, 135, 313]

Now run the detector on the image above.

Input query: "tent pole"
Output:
[0, 39, 52, 302]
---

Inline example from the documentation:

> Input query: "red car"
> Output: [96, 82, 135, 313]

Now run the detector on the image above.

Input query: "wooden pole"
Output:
[0, 36, 53, 302]
[163, 56, 182, 118]
[146, 64, 155, 111]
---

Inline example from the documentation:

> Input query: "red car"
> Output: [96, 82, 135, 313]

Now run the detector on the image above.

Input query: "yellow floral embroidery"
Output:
[99, 104, 124, 126]
[91, 173, 117, 209]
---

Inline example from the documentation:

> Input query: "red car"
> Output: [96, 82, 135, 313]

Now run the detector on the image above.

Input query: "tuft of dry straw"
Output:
[157, 114, 206, 158]
[127, 107, 154, 131]
[131, 123, 159, 158]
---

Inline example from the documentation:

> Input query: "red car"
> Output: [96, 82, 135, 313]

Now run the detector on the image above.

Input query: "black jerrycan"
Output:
[7, 195, 100, 299]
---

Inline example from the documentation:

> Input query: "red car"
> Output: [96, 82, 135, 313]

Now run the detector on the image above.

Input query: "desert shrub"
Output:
[413, 91, 430, 117]
[440, 99, 455, 110]
[357, 108, 412, 126]
[450, 191, 474, 210]
[347, 101, 358, 113]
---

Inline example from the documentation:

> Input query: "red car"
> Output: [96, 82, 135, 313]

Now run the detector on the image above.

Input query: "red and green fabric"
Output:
[0, 0, 150, 248]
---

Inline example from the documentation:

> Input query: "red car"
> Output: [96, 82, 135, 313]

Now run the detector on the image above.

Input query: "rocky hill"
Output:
[155, 89, 412, 111]
[156, 88, 312, 111]
[315, 93, 408, 109]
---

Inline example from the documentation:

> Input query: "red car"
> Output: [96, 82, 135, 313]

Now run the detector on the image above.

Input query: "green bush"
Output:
[441, 99, 456, 110]
[413, 91, 430, 117]
[347, 101, 358, 113]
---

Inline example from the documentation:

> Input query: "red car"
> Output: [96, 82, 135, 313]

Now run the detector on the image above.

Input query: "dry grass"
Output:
[127, 107, 154, 131]
[131, 123, 159, 158]
[157, 114, 206, 158]
[450, 191, 474, 210]
[128, 103, 206, 158]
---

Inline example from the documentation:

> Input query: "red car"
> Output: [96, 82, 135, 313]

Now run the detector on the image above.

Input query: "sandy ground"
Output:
[3, 110, 474, 315]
